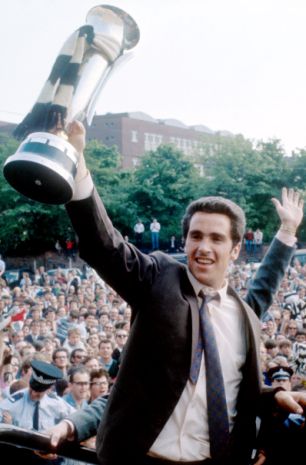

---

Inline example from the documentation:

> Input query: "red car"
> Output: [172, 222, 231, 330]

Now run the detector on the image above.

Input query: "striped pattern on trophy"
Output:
[13, 25, 95, 139]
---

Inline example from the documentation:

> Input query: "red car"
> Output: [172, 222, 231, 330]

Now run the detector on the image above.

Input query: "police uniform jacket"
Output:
[0, 388, 75, 430]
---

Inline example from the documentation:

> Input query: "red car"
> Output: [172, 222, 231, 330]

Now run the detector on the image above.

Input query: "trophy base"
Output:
[3, 132, 78, 205]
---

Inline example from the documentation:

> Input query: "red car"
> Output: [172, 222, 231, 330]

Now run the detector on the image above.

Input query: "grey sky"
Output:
[1, 0, 306, 153]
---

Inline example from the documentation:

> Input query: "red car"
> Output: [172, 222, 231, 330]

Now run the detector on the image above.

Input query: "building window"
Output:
[132, 157, 140, 167]
[194, 163, 204, 177]
[144, 132, 163, 151]
[131, 130, 138, 143]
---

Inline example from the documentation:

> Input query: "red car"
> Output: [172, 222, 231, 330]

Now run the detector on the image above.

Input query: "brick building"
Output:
[0, 112, 228, 169]
[86, 111, 218, 168]
[0, 121, 16, 135]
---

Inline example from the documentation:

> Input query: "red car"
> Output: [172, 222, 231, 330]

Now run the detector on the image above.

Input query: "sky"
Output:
[2, 0, 306, 153]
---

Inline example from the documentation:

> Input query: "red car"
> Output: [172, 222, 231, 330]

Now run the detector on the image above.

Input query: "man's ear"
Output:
[230, 242, 241, 261]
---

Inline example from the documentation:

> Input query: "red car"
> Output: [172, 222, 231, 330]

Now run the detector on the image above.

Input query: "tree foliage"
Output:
[0, 130, 306, 256]
[126, 144, 202, 245]
[196, 133, 306, 240]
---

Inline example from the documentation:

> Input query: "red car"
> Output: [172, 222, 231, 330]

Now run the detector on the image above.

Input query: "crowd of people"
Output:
[0, 119, 306, 465]
[0, 250, 305, 463]
[0, 265, 131, 461]
[229, 258, 306, 384]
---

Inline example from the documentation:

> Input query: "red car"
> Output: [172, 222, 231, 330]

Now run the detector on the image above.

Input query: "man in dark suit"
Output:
[47, 122, 306, 465]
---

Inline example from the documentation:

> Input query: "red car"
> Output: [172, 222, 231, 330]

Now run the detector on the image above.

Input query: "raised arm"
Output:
[245, 188, 304, 317]
[64, 122, 160, 306]
[272, 187, 304, 237]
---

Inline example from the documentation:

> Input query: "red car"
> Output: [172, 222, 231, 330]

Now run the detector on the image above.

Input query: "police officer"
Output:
[267, 366, 294, 391]
[0, 359, 75, 464]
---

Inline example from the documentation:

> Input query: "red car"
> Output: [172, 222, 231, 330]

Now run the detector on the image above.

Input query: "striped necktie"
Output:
[33, 400, 40, 431]
[190, 292, 230, 460]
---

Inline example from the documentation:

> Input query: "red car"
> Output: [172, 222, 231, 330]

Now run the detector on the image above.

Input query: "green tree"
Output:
[0, 135, 77, 255]
[1, 129, 305, 256]
[0, 136, 134, 255]
[84, 140, 135, 236]
[285, 148, 306, 240]
[196, 134, 291, 240]
[128, 144, 202, 246]
[0, 152, 70, 254]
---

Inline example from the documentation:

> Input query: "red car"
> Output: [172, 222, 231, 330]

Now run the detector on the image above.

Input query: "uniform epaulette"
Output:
[10, 391, 24, 402]
[47, 391, 58, 399]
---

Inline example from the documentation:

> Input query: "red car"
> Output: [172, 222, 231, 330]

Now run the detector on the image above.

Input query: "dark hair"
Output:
[68, 365, 89, 382]
[70, 348, 86, 363]
[278, 339, 292, 349]
[296, 329, 306, 337]
[55, 378, 69, 397]
[182, 196, 246, 245]
[9, 379, 28, 395]
[264, 339, 277, 350]
[90, 368, 110, 383]
[52, 347, 69, 362]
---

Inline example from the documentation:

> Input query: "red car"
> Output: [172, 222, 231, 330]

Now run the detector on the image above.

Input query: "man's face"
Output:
[68, 332, 80, 345]
[29, 388, 48, 401]
[54, 351, 69, 368]
[90, 375, 109, 400]
[266, 320, 277, 336]
[70, 372, 90, 401]
[185, 212, 241, 289]
[85, 358, 100, 372]
[31, 321, 40, 334]
[72, 350, 86, 364]
[99, 342, 113, 361]
[271, 378, 291, 390]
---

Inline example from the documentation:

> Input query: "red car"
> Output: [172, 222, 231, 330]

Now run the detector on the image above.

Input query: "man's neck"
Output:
[187, 268, 227, 293]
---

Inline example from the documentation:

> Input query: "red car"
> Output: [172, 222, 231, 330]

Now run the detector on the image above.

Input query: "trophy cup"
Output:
[3, 5, 140, 204]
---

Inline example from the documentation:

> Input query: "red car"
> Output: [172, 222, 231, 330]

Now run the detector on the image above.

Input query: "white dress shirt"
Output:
[149, 273, 247, 461]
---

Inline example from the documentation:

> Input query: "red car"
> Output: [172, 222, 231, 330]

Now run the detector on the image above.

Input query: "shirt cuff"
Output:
[62, 419, 76, 441]
[276, 229, 297, 247]
[71, 172, 94, 201]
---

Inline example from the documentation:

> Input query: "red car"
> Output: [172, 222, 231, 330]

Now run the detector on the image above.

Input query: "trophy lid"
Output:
[86, 4, 140, 51]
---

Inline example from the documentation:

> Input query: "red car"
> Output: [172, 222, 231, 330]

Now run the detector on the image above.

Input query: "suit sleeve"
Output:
[68, 396, 108, 442]
[245, 237, 294, 317]
[65, 188, 159, 306]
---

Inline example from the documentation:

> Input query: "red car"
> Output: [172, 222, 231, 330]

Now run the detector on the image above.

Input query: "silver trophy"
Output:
[3, 5, 140, 204]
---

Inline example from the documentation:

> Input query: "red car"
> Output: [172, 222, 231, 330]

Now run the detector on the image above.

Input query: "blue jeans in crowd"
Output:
[151, 232, 159, 250]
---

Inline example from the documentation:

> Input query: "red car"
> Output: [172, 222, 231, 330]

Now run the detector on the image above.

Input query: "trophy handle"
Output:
[85, 53, 133, 125]
[68, 4, 140, 125]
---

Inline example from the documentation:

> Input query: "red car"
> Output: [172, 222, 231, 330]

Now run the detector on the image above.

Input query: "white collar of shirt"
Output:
[186, 268, 228, 305]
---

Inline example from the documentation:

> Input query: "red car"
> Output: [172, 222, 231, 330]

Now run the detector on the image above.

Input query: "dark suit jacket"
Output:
[66, 188, 294, 465]
[24, 334, 44, 345]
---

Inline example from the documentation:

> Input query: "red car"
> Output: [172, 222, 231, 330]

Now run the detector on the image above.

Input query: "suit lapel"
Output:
[180, 269, 200, 366]
[227, 285, 262, 391]
[181, 272, 262, 390]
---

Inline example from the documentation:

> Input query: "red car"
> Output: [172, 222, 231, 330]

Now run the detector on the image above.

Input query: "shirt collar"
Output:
[187, 268, 228, 304]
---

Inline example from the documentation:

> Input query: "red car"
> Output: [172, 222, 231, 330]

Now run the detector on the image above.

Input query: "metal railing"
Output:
[0, 424, 99, 464]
